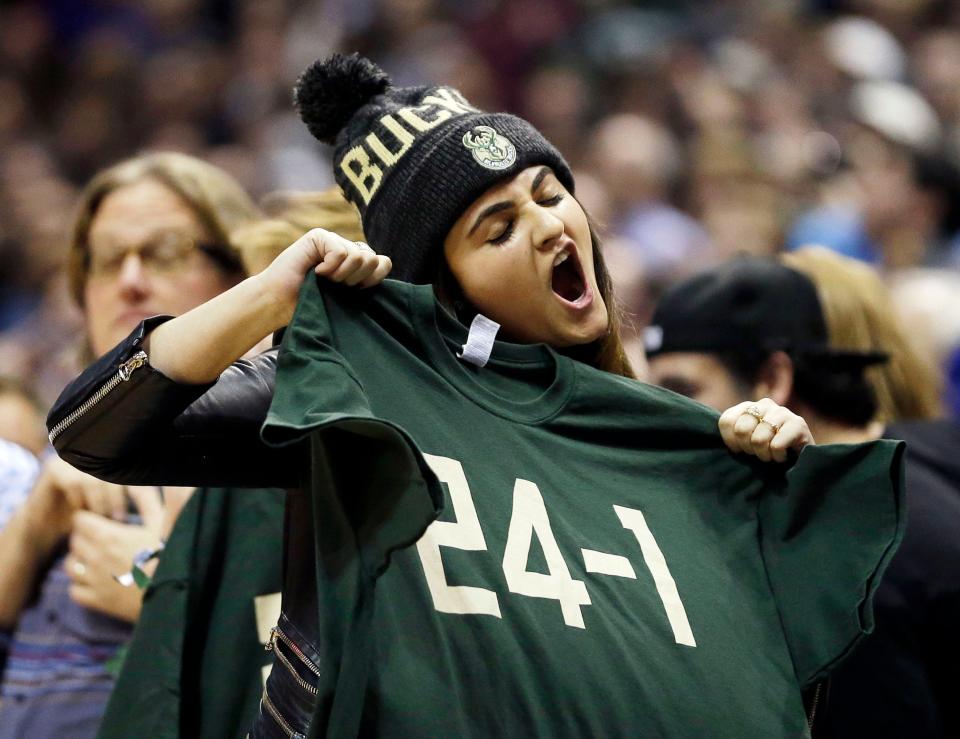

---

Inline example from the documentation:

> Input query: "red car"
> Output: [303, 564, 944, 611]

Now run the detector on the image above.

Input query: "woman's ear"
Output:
[752, 351, 794, 405]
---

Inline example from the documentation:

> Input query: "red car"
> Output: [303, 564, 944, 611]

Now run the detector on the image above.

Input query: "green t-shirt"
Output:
[98, 487, 284, 739]
[263, 279, 905, 739]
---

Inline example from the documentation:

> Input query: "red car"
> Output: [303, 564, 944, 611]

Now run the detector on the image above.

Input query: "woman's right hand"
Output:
[148, 229, 392, 384]
[261, 228, 392, 314]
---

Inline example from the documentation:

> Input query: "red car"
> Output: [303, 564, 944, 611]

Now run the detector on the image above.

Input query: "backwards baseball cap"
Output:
[294, 53, 573, 283]
[644, 257, 888, 366]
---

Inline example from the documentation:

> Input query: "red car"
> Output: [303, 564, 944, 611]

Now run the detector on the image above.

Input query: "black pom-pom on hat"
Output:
[294, 53, 391, 145]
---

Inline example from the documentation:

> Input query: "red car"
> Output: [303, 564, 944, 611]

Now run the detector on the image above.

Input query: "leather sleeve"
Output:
[47, 317, 301, 488]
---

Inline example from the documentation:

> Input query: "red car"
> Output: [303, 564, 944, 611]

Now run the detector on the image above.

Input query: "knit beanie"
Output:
[294, 53, 574, 283]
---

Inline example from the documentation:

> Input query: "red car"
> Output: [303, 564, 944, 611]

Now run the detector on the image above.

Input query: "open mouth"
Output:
[551, 246, 587, 303]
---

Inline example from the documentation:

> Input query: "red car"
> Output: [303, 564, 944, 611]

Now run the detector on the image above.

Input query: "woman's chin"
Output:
[579, 305, 610, 344]
[554, 313, 610, 348]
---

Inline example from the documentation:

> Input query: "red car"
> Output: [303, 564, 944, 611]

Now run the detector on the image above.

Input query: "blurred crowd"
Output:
[2, 0, 960, 415]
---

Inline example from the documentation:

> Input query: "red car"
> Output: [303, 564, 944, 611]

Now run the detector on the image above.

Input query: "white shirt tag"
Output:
[458, 314, 501, 367]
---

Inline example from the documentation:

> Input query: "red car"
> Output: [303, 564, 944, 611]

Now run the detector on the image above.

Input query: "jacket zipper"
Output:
[806, 681, 822, 729]
[265, 625, 321, 696]
[48, 351, 148, 444]
[260, 689, 306, 739]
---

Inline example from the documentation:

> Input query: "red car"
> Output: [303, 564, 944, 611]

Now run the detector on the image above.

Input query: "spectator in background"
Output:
[0, 151, 257, 738]
[0, 141, 82, 402]
[782, 247, 959, 739]
[253, 188, 364, 273]
[0, 376, 46, 456]
[787, 80, 960, 270]
[0, 438, 39, 678]
[644, 256, 888, 443]
[888, 267, 960, 403]
[781, 247, 943, 422]
[646, 249, 960, 737]
[590, 113, 711, 285]
[0, 436, 39, 539]
[97, 187, 365, 739]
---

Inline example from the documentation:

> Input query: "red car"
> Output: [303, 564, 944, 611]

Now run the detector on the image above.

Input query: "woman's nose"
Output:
[533, 207, 564, 251]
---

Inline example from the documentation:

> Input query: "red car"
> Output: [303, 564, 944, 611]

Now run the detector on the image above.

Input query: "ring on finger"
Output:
[743, 405, 764, 422]
[760, 417, 782, 433]
[354, 241, 373, 252]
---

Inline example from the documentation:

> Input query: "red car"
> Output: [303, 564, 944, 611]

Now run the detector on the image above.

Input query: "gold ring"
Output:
[743, 405, 764, 422]
[760, 418, 782, 433]
[71, 560, 87, 577]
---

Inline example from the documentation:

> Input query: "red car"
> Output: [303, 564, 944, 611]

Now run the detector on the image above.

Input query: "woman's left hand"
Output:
[718, 398, 815, 463]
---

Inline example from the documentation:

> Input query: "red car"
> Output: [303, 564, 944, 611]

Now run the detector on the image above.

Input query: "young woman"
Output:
[780, 247, 957, 737]
[48, 55, 901, 738]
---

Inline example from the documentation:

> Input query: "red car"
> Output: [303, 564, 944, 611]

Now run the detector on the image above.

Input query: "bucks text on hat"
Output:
[339, 88, 478, 204]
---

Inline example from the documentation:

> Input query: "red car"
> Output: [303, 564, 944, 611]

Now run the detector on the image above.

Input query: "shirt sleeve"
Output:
[0, 440, 39, 530]
[264, 276, 444, 739]
[262, 275, 443, 577]
[758, 439, 906, 689]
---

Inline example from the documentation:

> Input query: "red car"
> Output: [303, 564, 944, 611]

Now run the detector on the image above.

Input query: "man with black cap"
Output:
[645, 256, 888, 445]
[645, 255, 960, 736]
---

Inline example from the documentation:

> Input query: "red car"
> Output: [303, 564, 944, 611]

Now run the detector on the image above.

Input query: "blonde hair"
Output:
[231, 188, 365, 275]
[69, 151, 260, 306]
[781, 246, 943, 422]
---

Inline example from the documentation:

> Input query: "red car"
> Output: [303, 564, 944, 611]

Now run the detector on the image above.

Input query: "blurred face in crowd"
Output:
[443, 166, 608, 348]
[83, 178, 239, 356]
[849, 129, 916, 235]
[0, 391, 46, 456]
[647, 352, 749, 411]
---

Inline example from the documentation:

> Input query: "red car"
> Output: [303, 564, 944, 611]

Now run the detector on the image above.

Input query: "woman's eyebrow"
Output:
[531, 166, 551, 193]
[467, 167, 555, 236]
[468, 201, 512, 236]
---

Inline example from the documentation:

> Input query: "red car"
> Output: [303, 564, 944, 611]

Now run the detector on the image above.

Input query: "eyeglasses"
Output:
[86, 232, 231, 279]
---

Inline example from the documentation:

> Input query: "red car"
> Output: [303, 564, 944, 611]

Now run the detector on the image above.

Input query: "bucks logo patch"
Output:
[462, 125, 517, 170]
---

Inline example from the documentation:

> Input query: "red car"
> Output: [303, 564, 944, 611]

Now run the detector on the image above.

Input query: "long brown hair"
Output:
[587, 224, 635, 378]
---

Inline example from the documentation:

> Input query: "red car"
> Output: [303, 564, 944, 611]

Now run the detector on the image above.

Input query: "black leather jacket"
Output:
[48, 317, 297, 487]
[47, 317, 321, 640]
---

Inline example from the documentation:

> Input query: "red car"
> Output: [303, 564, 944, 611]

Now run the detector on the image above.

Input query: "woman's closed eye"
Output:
[489, 219, 515, 245]
[538, 193, 564, 207]
[487, 193, 564, 245]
